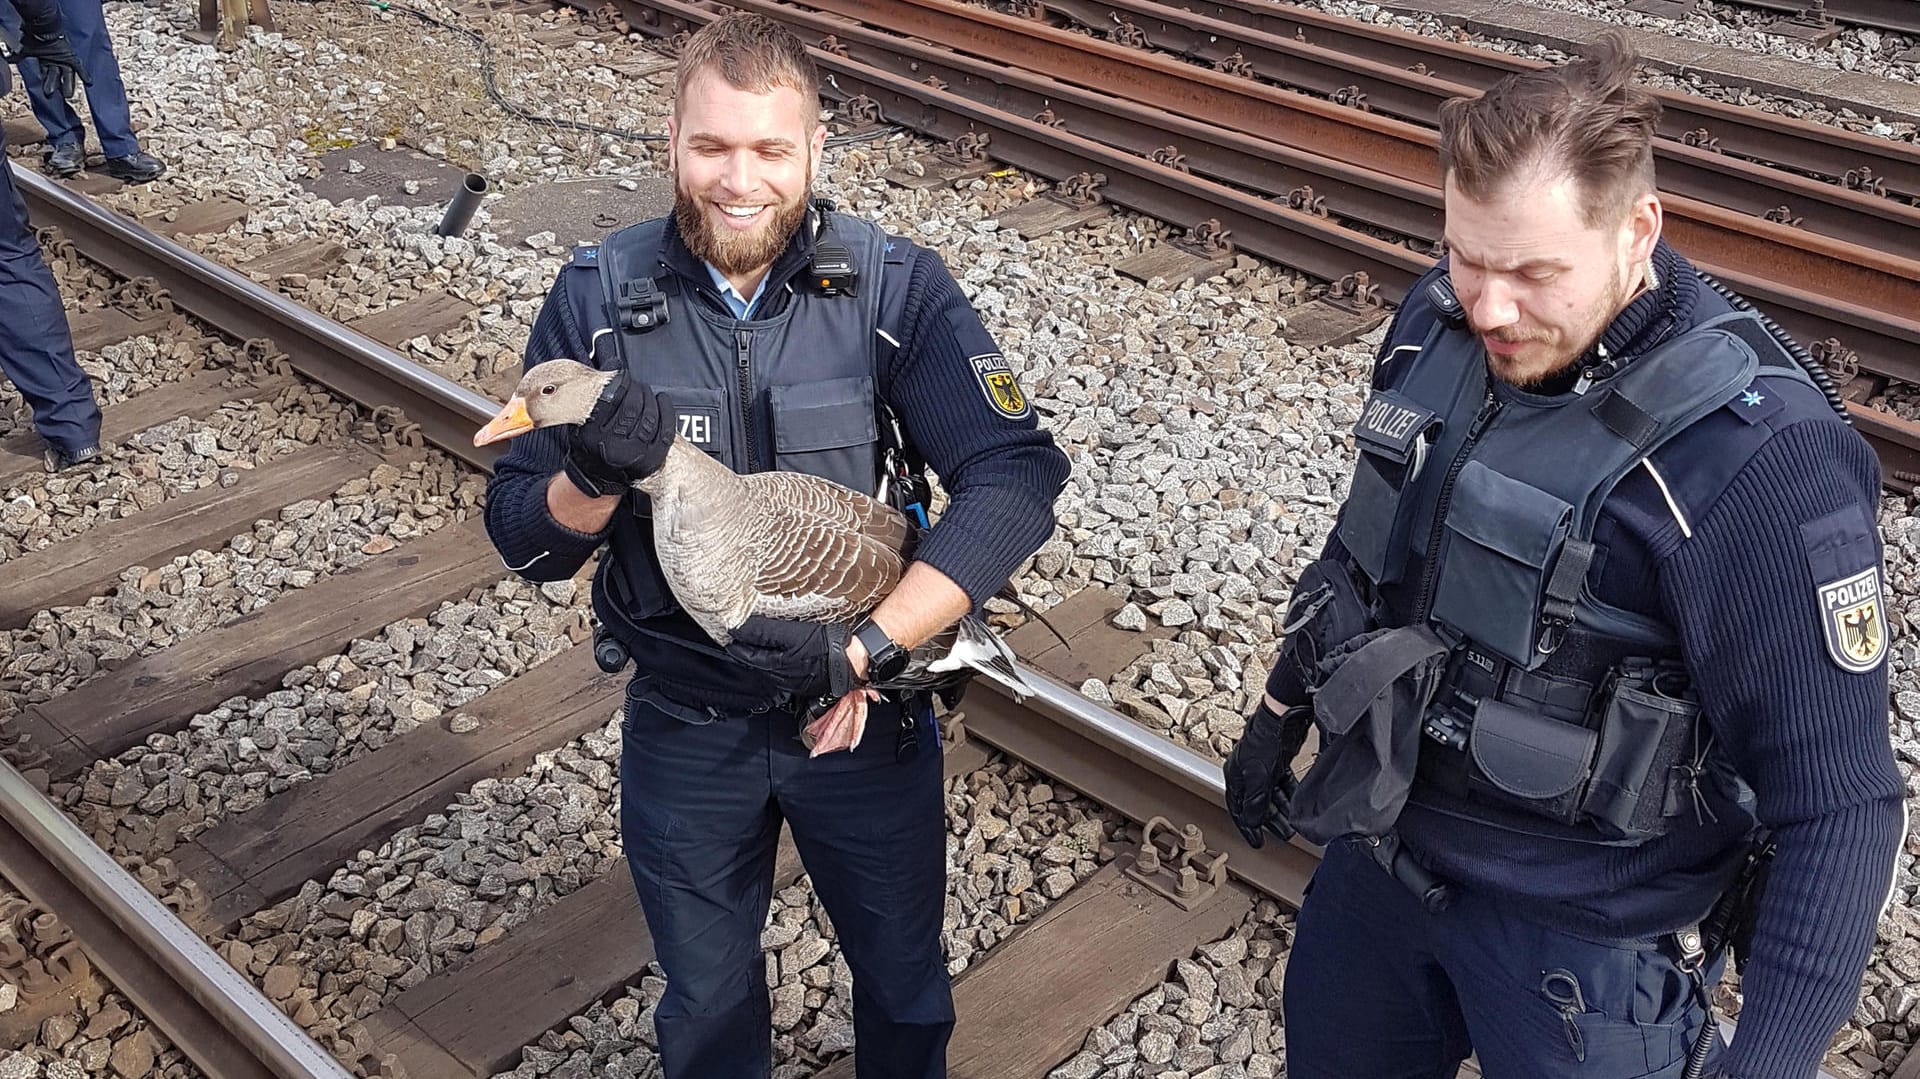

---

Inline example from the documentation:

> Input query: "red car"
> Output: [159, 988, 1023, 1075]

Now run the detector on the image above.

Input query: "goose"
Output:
[475, 359, 1039, 754]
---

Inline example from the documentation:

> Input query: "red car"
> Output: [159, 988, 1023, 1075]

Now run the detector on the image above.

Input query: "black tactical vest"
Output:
[587, 210, 892, 707]
[1329, 287, 1818, 845]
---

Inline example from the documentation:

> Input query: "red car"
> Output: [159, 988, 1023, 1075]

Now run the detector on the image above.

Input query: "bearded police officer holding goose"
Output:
[480, 13, 1066, 1078]
[1225, 37, 1904, 1079]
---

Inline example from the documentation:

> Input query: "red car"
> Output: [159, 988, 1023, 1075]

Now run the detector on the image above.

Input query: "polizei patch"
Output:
[969, 353, 1030, 420]
[1817, 567, 1887, 673]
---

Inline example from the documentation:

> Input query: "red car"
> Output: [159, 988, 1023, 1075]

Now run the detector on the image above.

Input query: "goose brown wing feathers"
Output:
[740, 471, 913, 618]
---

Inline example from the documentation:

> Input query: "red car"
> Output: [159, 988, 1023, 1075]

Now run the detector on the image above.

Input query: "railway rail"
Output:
[0, 1, 1909, 1071]
[594, 0, 1920, 487]
[1035, 0, 1920, 200]
[1, 164, 1326, 1078]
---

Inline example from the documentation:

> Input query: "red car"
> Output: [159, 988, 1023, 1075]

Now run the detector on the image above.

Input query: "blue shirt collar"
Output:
[705, 263, 767, 319]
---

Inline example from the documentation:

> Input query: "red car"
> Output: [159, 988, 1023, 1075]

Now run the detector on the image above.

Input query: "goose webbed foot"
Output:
[802, 687, 883, 757]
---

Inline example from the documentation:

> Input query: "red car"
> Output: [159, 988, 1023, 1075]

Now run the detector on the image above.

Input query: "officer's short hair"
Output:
[1437, 33, 1661, 227]
[674, 13, 821, 123]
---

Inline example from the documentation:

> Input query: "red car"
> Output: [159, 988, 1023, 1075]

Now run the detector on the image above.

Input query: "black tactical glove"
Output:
[726, 616, 855, 709]
[17, 30, 87, 101]
[1223, 700, 1313, 848]
[563, 373, 675, 497]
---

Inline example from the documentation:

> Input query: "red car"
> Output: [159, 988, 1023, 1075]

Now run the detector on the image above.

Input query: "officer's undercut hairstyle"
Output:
[1438, 33, 1661, 227]
[674, 13, 821, 124]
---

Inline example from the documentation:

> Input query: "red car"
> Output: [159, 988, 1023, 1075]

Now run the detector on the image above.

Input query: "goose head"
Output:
[474, 359, 619, 446]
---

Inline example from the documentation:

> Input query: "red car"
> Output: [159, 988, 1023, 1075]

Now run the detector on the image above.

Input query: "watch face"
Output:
[867, 642, 905, 681]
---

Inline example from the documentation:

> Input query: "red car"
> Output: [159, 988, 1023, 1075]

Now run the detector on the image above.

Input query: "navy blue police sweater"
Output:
[1329, 242, 1905, 1078]
[484, 215, 1069, 629]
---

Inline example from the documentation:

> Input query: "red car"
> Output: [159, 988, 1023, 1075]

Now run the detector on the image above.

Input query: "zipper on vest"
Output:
[1413, 388, 1503, 622]
[735, 328, 755, 469]
[1570, 342, 1616, 396]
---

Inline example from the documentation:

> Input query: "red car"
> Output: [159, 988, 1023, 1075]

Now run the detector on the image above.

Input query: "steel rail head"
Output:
[0, 757, 355, 1079]
[1119, 0, 1920, 198]
[9, 162, 506, 473]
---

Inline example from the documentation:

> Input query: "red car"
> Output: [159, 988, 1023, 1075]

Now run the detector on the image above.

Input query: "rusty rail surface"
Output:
[1057, 0, 1920, 199]
[1034, 0, 1920, 251]
[1, 49, 1889, 1078]
[13, 165, 503, 475]
[0, 163, 506, 1078]
[612, 0, 1920, 399]
[607, 0, 1920, 486]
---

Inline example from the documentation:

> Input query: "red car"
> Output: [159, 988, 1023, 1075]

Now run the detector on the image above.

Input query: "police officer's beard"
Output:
[1487, 263, 1634, 390]
[673, 172, 813, 279]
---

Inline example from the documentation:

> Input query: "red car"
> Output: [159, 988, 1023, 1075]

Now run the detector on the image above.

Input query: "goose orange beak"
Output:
[475, 397, 533, 446]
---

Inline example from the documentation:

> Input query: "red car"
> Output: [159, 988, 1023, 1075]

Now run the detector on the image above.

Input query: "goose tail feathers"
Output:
[878, 615, 1035, 700]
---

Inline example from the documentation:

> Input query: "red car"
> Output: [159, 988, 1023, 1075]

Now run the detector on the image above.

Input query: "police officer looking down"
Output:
[1, 0, 103, 471]
[481, 14, 1068, 1078]
[1223, 37, 1904, 1079]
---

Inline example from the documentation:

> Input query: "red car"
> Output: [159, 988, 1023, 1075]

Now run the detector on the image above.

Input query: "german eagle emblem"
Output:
[1818, 567, 1887, 673]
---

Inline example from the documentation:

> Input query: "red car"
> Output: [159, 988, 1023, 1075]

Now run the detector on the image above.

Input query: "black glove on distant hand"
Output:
[1224, 701, 1313, 848]
[726, 616, 855, 707]
[564, 373, 675, 497]
[18, 30, 86, 100]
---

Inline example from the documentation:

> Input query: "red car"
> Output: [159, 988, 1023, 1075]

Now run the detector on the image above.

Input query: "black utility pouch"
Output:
[1338, 390, 1437, 587]
[1430, 461, 1574, 668]
[1580, 663, 1701, 840]
[1465, 697, 1596, 824]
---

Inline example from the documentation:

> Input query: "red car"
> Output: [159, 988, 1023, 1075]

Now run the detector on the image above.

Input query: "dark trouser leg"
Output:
[0, 134, 101, 452]
[29, 0, 139, 158]
[619, 683, 783, 1079]
[0, 0, 85, 153]
[773, 702, 953, 1079]
[1283, 839, 1472, 1079]
[1441, 895, 1722, 1079]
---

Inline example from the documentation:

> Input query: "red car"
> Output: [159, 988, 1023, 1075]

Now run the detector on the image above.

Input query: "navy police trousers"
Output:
[0, 123, 99, 456]
[619, 677, 954, 1079]
[0, 0, 142, 158]
[1285, 839, 1726, 1079]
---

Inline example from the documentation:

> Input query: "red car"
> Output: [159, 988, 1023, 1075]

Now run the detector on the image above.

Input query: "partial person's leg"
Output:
[620, 681, 784, 1079]
[1442, 895, 1722, 1078]
[58, 0, 140, 160]
[1283, 838, 1473, 1079]
[0, 126, 101, 458]
[0, 1, 86, 155]
[776, 701, 953, 1079]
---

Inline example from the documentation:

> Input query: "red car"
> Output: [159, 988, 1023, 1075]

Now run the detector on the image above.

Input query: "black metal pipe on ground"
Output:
[436, 173, 490, 237]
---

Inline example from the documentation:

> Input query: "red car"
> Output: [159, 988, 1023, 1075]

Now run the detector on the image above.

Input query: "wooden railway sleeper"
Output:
[1125, 816, 1228, 911]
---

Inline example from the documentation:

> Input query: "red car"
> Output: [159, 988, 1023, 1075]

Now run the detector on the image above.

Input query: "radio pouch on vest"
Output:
[1290, 625, 1450, 844]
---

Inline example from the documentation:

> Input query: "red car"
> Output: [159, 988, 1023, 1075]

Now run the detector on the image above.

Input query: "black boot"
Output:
[44, 142, 84, 177]
[102, 151, 165, 184]
[46, 442, 102, 472]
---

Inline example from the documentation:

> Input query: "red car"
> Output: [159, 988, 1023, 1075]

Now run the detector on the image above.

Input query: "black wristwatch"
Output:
[853, 617, 909, 683]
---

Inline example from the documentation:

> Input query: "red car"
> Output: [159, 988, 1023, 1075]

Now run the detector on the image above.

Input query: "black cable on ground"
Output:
[293, 0, 904, 147]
